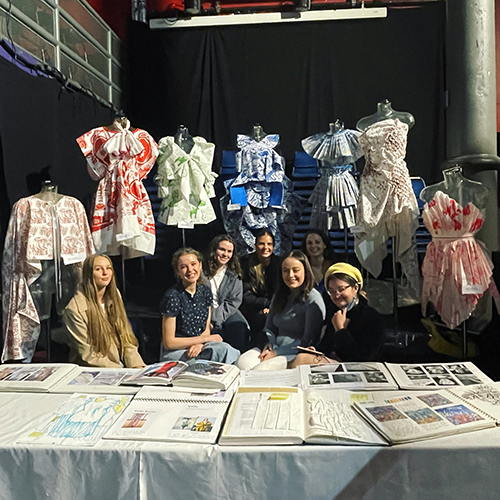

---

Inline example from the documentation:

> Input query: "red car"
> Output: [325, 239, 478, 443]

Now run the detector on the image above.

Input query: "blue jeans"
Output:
[162, 341, 240, 365]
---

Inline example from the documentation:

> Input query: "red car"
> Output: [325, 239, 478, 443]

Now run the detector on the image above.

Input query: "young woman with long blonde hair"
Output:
[63, 254, 145, 368]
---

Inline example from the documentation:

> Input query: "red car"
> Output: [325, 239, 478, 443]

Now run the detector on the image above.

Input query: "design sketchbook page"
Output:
[172, 360, 240, 390]
[385, 362, 493, 390]
[50, 367, 140, 394]
[446, 382, 500, 423]
[240, 368, 301, 388]
[121, 361, 188, 386]
[103, 386, 231, 444]
[353, 389, 496, 445]
[219, 387, 304, 446]
[299, 363, 398, 391]
[0, 364, 79, 392]
[17, 393, 133, 446]
[303, 389, 387, 446]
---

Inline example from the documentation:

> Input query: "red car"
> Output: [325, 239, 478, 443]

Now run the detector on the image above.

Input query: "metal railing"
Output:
[0, 0, 121, 109]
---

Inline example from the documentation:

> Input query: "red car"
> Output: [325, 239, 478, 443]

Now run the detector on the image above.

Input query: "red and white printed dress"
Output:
[2, 196, 94, 362]
[421, 190, 500, 329]
[77, 121, 158, 259]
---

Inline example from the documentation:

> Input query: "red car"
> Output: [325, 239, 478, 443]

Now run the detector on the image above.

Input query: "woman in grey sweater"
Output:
[204, 235, 250, 351]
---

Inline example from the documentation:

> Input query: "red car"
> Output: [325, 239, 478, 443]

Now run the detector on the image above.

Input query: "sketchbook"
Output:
[219, 386, 387, 446]
[17, 393, 133, 446]
[445, 382, 500, 424]
[385, 361, 493, 390]
[0, 363, 79, 392]
[50, 367, 141, 394]
[103, 385, 233, 444]
[299, 363, 398, 391]
[122, 360, 240, 391]
[353, 388, 497, 445]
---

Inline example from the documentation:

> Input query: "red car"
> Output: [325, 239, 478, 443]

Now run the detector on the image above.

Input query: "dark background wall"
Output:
[0, 54, 114, 238]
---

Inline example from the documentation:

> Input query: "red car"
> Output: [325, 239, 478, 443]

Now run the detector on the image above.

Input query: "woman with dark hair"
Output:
[160, 247, 240, 364]
[237, 250, 326, 369]
[301, 229, 337, 293]
[63, 255, 145, 368]
[240, 229, 280, 344]
[292, 263, 385, 366]
[203, 235, 249, 351]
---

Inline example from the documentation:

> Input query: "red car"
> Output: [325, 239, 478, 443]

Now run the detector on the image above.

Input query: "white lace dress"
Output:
[354, 118, 420, 292]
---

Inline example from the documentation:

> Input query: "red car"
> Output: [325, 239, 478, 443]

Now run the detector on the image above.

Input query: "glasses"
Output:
[327, 285, 351, 296]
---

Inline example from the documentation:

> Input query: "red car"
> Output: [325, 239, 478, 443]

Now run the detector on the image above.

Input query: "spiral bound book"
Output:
[103, 385, 235, 444]
[353, 387, 498, 445]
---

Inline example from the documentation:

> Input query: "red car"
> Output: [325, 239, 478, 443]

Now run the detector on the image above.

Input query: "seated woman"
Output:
[160, 247, 240, 364]
[203, 235, 249, 351]
[292, 263, 385, 367]
[62, 255, 145, 368]
[301, 229, 337, 294]
[240, 229, 280, 345]
[237, 250, 326, 369]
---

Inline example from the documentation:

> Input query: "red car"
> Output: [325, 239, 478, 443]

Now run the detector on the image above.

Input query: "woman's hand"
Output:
[262, 308, 270, 315]
[332, 308, 350, 331]
[258, 344, 277, 362]
[208, 334, 223, 343]
[187, 343, 204, 358]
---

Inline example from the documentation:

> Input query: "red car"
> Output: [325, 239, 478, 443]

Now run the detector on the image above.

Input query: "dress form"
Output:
[420, 166, 489, 210]
[356, 99, 415, 131]
[250, 124, 266, 142]
[331, 120, 344, 134]
[174, 125, 195, 154]
[34, 180, 63, 204]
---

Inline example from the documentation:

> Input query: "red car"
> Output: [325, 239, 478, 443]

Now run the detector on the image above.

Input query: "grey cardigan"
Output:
[205, 268, 243, 328]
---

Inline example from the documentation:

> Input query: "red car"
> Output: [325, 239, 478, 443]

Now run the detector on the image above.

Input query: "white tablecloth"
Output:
[0, 392, 498, 500]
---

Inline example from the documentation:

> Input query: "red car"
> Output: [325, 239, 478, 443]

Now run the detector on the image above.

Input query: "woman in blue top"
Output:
[237, 250, 326, 369]
[160, 247, 240, 364]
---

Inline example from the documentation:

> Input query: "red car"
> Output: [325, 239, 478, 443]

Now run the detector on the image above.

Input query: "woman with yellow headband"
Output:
[292, 262, 385, 366]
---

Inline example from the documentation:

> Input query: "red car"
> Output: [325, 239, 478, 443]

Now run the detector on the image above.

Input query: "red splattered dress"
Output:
[421, 190, 499, 329]
[77, 121, 158, 258]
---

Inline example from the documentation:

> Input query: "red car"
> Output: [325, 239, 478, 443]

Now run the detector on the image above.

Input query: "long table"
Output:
[0, 392, 498, 500]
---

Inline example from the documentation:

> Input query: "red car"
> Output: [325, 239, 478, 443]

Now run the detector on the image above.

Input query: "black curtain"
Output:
[126, 2, 445, 179]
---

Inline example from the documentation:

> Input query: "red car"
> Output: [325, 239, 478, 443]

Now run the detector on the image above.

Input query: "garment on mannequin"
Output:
[356, 99, 415, 131]
[354, 116, 420, 292]
[155, 133, 218, 226]
[420, 166, 498, 329]
[77, 120, 158, 259]
[174, 125, 195, 154]
[2, 193, 94, 362]
[302, 121, 362, 231]
[301, 121, 363, 164]
[420, 166, 489, 210]
[220, 132, 306, 256]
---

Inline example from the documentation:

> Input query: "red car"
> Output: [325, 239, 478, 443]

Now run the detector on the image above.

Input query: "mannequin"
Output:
[420, 166, 489, 209]
[420, 165, 497, 333]
[356, 99, 415, 131]
[174, 125, 195, 154]
[110, 115, 131, 131]
[34, 180, 63, 204]
[250, 124, 266, 142]
[330, 120, 344, 134]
